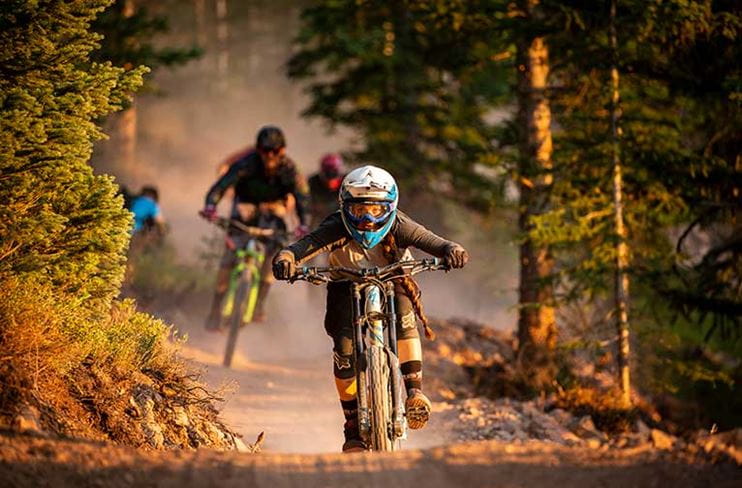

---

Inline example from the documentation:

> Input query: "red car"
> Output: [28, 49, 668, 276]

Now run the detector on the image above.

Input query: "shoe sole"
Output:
[405, 398, 431, 430]
[342, 446, 366, 453]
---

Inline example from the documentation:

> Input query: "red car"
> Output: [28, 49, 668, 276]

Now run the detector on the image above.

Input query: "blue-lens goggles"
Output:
[343, 201, 394, 229]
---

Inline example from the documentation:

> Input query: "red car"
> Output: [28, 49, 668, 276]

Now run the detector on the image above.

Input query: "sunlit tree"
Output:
[0, 0, 145, 304]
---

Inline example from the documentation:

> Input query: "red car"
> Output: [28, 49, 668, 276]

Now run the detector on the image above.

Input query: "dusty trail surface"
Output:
[169, 282, 459, 454]
[176, 328, 457, 453]
[3, 291, 738, 487]
[1, 430, 738, 488]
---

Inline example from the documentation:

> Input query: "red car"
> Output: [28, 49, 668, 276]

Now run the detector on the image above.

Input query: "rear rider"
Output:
[272, 166, 468, 452]
[308, 153, 346, 227]
[201, 126, 310, 328]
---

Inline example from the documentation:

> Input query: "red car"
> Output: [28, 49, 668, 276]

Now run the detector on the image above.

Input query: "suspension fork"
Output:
[386, 282, 405, 438]
[352, 283, 371, 439]
[241, 242, 264, 323]
[222, 249, 247, 317]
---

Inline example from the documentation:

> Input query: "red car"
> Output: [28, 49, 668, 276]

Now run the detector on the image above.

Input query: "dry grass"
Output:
[0, 275, 226, 446]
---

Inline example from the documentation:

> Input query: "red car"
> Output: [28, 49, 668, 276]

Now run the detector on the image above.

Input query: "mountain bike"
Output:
[289, 258, 450, 452]
[211, 216, 286, 367]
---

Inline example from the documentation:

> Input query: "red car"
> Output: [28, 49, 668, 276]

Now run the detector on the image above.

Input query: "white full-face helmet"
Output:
[338, 165, 399, 249]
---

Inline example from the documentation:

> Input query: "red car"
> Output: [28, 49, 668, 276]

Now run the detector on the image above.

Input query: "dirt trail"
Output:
[2, 332, 739, 487]
[177, 331, 459, 454]
[3, 295, 738, 486]
[2, 430, 738, 488]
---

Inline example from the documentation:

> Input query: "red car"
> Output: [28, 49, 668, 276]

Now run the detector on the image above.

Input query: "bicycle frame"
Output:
[213, 216, 283, 326]
[221, 240, 264, 324]
[208, 216, 286, 368]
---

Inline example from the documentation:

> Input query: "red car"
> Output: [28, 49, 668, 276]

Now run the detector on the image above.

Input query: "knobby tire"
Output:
[368, 345, 395, 452]
[223, 278, 249, 368]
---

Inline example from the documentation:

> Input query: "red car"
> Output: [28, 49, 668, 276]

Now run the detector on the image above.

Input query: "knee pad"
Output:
[397, 310, 419, 340]
[333, 351, 355, 379]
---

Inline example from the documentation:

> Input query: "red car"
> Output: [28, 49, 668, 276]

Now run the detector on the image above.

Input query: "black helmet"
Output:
[256, 125, 286, 152]
[140, 185, 159, 203]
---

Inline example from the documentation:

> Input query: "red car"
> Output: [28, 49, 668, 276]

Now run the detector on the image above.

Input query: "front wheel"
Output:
[223, 277, 249, 368]
[368, 345, 396, 452]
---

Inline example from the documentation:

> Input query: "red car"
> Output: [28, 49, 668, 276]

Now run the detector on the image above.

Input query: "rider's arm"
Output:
[394, 211, 460, 257]
[290, 166, 311, 227]
[204, 158, 249, 207]
[152, 203, 165, 225]
[277, 211, 347, 264]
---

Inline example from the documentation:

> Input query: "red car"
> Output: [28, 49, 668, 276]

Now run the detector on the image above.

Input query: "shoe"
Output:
[405, 389, 431, 430]
[341, 420, 366, 453]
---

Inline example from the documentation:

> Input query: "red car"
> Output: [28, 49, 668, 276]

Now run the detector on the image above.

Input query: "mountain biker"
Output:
[272, 165, 469, 452]
[130, 185, 164, 234]
[201, 126, 310, 328]
[308, 153, 346, 228]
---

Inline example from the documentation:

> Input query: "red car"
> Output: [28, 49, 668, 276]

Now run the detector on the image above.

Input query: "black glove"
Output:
[445, 244, 469, 269]
[272, 252, 296, 280]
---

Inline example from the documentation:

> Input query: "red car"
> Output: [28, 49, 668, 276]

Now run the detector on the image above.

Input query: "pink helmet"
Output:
[320, 153, 344, 177]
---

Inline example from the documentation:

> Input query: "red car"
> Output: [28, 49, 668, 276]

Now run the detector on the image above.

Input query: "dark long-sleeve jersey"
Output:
[279, 210, 456, 271]
[205, 151, 310, 225]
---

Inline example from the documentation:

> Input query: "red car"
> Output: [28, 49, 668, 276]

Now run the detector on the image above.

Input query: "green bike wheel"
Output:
[223, 277, 250, 368]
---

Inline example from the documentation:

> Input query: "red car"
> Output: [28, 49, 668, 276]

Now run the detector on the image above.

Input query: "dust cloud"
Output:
[93, 1, 516, 453]
[94, 1, 515, 332]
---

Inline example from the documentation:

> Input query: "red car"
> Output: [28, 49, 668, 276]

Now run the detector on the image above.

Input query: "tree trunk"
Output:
[215, 0, 229, 91]
[193, 0, 207, 47]
[515, 0, 556, 389]
[610, 0, 632, 407]
[104, 0, 138, 186]
[117, 104, 138, 184]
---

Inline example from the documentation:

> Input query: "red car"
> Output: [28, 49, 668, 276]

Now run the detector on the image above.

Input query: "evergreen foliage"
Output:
[526, 0, 740, 350]
[92, 0, 201, 81]
[288, 0, 511, 208]
[291, 0, 741, 422]
[0, 1, 199, 440]
[0, 0, 145, 304]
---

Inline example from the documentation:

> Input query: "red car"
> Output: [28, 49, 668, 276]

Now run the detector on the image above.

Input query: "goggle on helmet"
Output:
[339, 165, 399, 249]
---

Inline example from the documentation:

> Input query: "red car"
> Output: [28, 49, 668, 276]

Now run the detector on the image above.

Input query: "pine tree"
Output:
[0, 0, 145, 305]
[513, 0, 558, 388]
[288, 0, 507, 207]
[529, 0, 740, 335]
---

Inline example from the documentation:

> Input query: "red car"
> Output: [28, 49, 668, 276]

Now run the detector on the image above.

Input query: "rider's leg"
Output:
[325, 282, 365, 452]
[332, 335, 363, 452]
[396, 293, 431, 429]
[252, 251, 275, 322]
[396, 294, 423, 391]
[205, 246, 234, 330]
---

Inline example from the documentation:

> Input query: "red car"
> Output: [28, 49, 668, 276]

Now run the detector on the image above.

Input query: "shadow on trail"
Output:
[2, 432, 739, 488]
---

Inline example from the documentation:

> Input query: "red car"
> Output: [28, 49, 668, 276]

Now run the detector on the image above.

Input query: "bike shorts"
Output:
[324, 281, 419, 378]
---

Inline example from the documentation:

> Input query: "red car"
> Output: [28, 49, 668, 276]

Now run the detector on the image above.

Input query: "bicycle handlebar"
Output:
[289, 258, 450, 285]
[209, 216, 282, 238]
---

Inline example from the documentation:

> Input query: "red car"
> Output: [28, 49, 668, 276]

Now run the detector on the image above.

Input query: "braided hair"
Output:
[380, 233, 436, 340]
